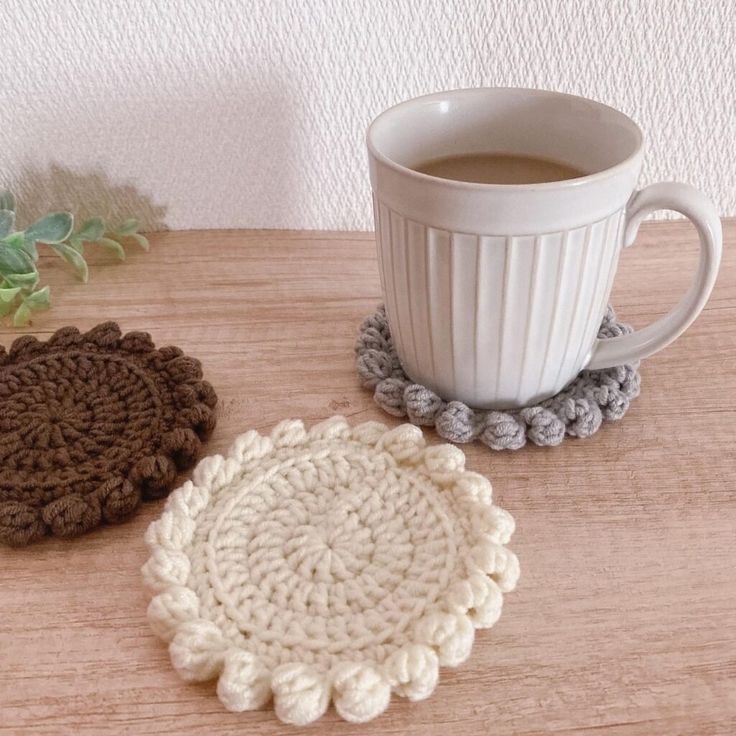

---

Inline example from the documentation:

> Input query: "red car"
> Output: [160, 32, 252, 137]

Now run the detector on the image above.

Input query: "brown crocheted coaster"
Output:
[0, 322, 217, 546]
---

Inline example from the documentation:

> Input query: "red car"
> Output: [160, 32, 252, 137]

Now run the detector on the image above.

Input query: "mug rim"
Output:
[367, 87, 644, 192]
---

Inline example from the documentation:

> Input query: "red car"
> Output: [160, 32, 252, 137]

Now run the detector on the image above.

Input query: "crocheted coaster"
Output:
[0, 322, 217, 546]
[356, 306, 641, 450]
[142, 416, 518, 725]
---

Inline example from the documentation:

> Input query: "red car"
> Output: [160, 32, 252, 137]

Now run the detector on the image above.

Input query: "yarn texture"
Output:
[142, 416, 518, 725]
[356, 305, 641, 450]
[0, 322, 218, 546]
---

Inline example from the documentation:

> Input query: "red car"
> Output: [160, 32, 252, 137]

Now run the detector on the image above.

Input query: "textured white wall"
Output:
[0, 0, 734, 231]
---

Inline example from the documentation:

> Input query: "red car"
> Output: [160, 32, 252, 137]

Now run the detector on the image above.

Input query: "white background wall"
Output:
[1, 0, 734, 231]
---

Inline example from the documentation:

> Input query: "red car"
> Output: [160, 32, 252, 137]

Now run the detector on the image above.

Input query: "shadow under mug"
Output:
[367, 88, 722, 410]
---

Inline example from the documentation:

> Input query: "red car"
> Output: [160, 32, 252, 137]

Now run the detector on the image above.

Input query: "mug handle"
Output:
[586, 182, 722, 370]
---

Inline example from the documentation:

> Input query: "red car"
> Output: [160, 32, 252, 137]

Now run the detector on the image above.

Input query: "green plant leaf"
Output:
[24, 285, 50, 310]
[21, 237, 39, 261]
[0, 210, 14, 238]
[68, 236, 84, 254]
[0, 286, 20, 302]
[0, 298, 14, 317]
[1, 231, 24, 247]
[13, 302, 31, 327]
[49, 243, 89, 282]
[0, 243, 35, 274]
[115, 218, 139, 236]
[97, 236, 126, 260]
[3, 271, 39, 289]
[76, 217, 105, 242]
[24, 212, 74, 244]
[0, 191, 15, 212]
[3, 229, 39, 261]
[128, 232, 149, 251]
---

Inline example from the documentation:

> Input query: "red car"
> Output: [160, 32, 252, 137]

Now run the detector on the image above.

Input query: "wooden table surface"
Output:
[1, 221, 735, 735]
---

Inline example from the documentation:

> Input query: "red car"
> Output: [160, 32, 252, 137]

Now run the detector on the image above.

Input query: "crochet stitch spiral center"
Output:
[143, 416, 518, 725]
[2, 352, 160, 482]
[189, 445, 458, 668]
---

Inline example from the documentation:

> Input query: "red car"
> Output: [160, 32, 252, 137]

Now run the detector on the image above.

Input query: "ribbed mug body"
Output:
[374, 199, 625, 408]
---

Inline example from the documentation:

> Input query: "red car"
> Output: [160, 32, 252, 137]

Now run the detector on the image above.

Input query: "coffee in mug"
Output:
[414, 152, 587, 185]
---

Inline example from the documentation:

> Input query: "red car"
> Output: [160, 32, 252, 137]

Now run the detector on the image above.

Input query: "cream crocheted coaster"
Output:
[142, 416, 518, 725]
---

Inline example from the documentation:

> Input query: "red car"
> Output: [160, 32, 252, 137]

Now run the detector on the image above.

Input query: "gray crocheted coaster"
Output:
[355, 306, 641, 450]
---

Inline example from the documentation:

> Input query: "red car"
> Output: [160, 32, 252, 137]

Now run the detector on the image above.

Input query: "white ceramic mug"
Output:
[367, 88, 722, 409]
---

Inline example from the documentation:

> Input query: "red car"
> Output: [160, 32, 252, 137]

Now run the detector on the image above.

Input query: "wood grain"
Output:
[1, 221, 735, 735]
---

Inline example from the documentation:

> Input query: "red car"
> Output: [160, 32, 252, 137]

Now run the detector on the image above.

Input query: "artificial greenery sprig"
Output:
[0, 190, 149, 326]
